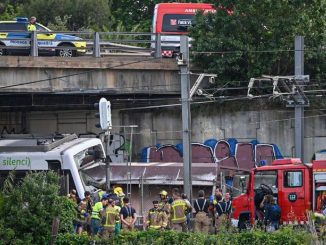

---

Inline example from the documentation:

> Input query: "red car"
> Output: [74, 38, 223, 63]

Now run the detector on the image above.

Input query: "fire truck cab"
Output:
[232, 158, 326, 228]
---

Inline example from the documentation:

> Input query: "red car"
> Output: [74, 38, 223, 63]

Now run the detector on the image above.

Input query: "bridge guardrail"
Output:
[0, 30, 188, 58]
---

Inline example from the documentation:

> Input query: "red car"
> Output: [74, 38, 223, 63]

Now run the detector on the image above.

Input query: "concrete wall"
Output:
[0, 56, 179, 94]
[1, 102, 326, 162]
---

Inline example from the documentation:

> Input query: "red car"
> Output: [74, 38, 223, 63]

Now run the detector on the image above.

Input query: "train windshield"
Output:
[74, 144, 106, 189]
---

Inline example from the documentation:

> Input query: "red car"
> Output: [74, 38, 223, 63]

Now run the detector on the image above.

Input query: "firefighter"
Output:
[120, 197, 137, 231]
[159, 190, 171, 229]
[146, 200, 167, 230]
[215, 192, 226, 232]
[112, 199, 122, 235]
[100, 198, 120, 239]
[76, 200, 89, 234]
[68, 189, 79, 204]
[114, 186, 125, 207]
[169, 188, 192, 232]
[91, 196, 108, 236]
[181, 193, 192, 231]
[223, 192, 233, 218]
[209, 187, 223, 231]
[211, 188, 223, 205]
[84, 191, 93, 235]
[193, 190, 210, 233]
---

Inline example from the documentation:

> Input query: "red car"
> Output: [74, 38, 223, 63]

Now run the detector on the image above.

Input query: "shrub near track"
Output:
[55, 227, 314, 245]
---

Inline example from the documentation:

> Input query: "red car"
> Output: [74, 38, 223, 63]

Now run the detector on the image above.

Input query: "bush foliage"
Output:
[0, 171, 76, 245]
[0, 171, 318, 245]
[55, 227, 313, 245]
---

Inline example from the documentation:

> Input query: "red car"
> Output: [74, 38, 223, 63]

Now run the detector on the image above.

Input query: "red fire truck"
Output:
[151, 3, 215, 57]
[232, 158, 326, 228]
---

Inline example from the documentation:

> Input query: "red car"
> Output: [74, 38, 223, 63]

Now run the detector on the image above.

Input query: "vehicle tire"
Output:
[0, 43, 6, 56]
[57, 44, 76, 57]
[238, 218, 251, 231]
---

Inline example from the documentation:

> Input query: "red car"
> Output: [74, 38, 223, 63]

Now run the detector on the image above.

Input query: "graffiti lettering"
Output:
[141, 138, 283, 171]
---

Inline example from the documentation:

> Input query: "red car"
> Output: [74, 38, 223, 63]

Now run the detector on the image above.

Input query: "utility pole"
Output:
[294, 36, 304, 161]
[179, 36, 192, 201]
[247, 37, 308, 162]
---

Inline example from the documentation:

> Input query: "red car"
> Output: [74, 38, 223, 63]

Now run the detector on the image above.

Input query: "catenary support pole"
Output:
[31, 31, 38, 57]
[294, 36, 304, 161]
[180, 36, 192, 201]
[155, 33, 162, 58]
[93, 32, 100, 58]
[105, 131, 111, 190]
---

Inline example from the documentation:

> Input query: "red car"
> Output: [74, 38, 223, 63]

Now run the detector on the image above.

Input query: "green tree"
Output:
[19, 0, 111, 31]
[108, 0, 205, 32]
[0, 1, 22, 21]
[0, 171, 76, 244]
[191, 0, 326, 84]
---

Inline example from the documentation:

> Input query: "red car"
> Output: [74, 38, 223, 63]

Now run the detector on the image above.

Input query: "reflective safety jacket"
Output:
[170, 199, 188, 223]
[159, 201, 171, 214]
[91, 202, 103, 220]
[98, 190, 105, 200]
[27, 23, 36, 31]
[147, 208, 166, 229]
[101, 206, 120, 228]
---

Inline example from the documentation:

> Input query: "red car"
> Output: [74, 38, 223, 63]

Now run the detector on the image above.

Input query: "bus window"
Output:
[162, 14, 195, 32]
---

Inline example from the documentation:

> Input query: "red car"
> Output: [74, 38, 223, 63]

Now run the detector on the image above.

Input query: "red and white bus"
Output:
[152, 3, 215, 57]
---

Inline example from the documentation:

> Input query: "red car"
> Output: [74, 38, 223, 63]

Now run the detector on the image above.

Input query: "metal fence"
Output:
[0, 30, 185, 58]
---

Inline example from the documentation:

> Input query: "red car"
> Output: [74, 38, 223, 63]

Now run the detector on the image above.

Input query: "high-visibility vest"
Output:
[98, 190, 105, 200]
[27, 24, 36, 31]
[91, 202, 103, 220]
[104, 206, 119, 228]
[171, 199, 187, 223]
[147, 208, 162, 229]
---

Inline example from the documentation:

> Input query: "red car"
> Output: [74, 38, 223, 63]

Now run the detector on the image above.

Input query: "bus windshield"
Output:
[162, 14, 195, 32]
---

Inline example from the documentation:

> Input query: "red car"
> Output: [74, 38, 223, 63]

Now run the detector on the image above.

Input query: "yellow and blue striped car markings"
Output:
[0, 20, 86, 53]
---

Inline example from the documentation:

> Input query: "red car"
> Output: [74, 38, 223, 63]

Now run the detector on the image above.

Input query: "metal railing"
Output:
[0, 30, 186, 58]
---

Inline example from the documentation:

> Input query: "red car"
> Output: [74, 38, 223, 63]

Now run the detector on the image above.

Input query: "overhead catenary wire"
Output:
[16, 111, 326, 137]
[4, 76, 326, 94]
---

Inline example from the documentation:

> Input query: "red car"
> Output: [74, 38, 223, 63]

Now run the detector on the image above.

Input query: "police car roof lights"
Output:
[15, 17, 28, 22]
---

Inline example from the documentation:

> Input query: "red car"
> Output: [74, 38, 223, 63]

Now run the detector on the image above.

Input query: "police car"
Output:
[0, 17, 86, 57]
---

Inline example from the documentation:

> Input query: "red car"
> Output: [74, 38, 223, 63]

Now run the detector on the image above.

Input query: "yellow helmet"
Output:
[114, 187, 124, 195]
[159, 190, 168, 196]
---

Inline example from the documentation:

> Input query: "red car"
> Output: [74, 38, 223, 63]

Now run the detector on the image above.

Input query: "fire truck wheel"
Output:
[238, 219, 251, 231]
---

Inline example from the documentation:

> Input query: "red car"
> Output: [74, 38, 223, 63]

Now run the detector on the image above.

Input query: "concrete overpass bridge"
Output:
[0, 55, 180, 111]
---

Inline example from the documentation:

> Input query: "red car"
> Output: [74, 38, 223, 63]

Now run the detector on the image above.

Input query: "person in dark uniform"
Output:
[215, 193, 227, 232]
[193, 190, 210, 233]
